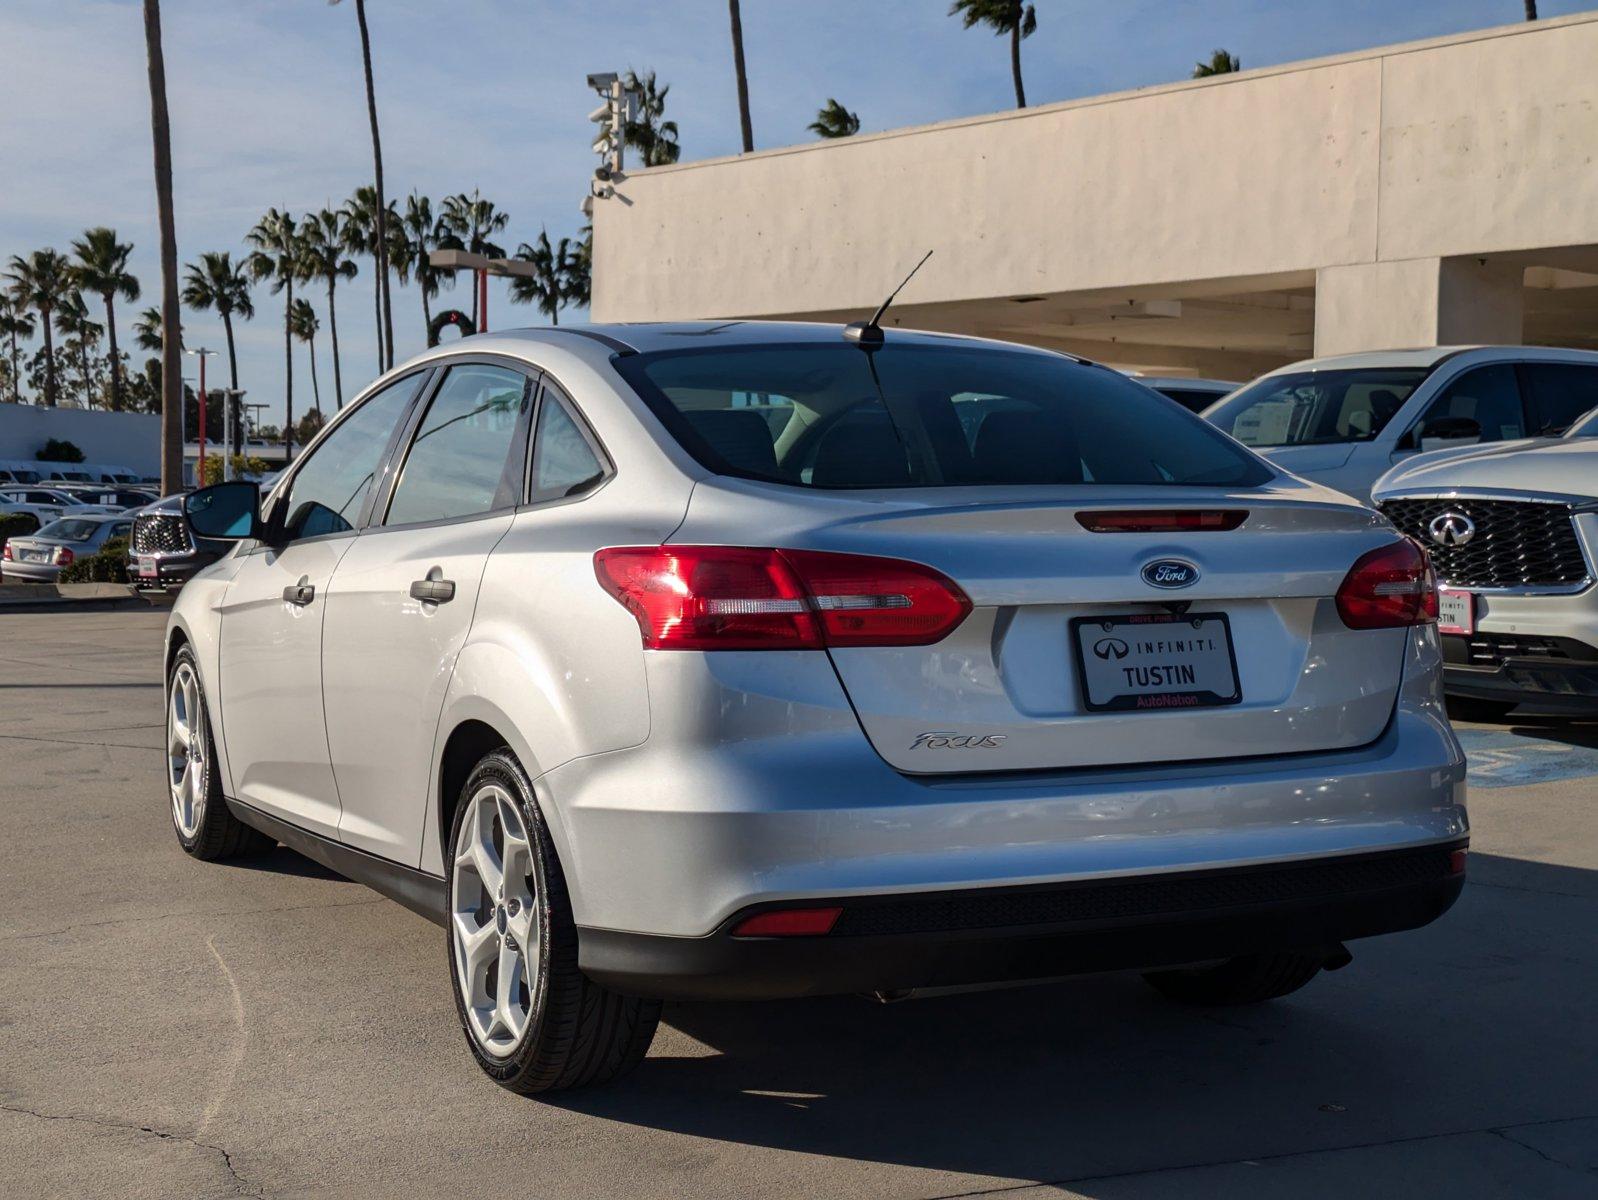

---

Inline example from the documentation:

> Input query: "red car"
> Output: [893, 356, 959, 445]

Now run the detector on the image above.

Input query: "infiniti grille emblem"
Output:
[1427, 512, 1476, 547]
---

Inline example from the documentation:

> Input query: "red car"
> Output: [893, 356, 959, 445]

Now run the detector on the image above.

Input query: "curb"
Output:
[0, 583, 154, 612]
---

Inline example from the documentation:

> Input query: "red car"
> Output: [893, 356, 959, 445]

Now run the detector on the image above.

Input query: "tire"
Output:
[1446, 695, 1518, 724]
[166, 645, 271, 860]
[1142, 951, 1324, 1006]
[447, 749, 660, 1093]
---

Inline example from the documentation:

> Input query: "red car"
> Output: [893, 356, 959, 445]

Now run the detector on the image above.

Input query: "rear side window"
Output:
[616, 343, 1271, 489]
[1522, 363, 1598, 435]
[1410, 366, 1525, 445]
[385, 364, 529, 526]
[528, 384, 607, 503]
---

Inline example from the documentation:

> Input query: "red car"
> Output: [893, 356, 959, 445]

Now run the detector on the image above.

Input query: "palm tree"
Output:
[727, 0, 754, 153]
[4, 250, 73, 407]
[949, 1, 1037, 109]
[290, 298, 323, 423]
[1526, 2, 1539, 18]
[441, 190, 509, 328]
[618, 71, 681, 166]
[396, 192, 460, 342]
[1192, 49, 1241, 78]
[246, 208, 302, 462]
[562, 225, 592, 311]
[182, 251, 252, 452]
[0, 296, 34, 403]
[142, 0, 184, 491]
[69, 227, 140, 411]
[809, 99, 860, 138]
[55, 292, 104, 407]
[509, 230, 570, 325]
[298, 210, 357, 410]
[133, 306, 168, 354]
[330, 0, 394, 371]
[343, 186, 400, 372]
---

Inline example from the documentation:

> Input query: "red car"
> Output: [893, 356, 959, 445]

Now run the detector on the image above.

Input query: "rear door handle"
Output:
[409, 578, 456, 604]
[282, 579, 315, 606]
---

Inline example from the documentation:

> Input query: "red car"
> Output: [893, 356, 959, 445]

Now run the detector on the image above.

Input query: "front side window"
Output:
[1523, 363, 1598, 435]
[1411, 365, 1524, 446]
[528, 385, 607, 503]
[385, 364, 528, 526]
[616, 343, 1271, 489]
[1207, 368, 1429, 448]
[278, 372, 422, 540]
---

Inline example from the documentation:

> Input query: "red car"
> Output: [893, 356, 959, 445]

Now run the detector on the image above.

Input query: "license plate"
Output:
[1437, 588, 1474, 636]
[21, 549, 47, 563]
[136, 556, 159, 579]
[1071, 612, 1242, 712]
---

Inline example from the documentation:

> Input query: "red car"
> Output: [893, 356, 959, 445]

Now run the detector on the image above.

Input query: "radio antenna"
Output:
[843, 250, 933, 345]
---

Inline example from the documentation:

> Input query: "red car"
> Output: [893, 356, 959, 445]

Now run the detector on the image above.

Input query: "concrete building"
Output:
[593, 11, 1598, 379]
[0, 404, 158, 477]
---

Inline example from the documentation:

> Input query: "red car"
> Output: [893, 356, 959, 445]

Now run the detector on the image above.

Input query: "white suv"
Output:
[1206, 346, 1598, 500]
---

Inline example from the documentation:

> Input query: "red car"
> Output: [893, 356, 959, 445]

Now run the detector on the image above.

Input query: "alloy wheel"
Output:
[451, 783, 541, 1058]
[167, 661, 207, 839]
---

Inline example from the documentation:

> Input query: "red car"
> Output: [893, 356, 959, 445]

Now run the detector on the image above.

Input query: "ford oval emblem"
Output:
[1141, 559, 1199, 589]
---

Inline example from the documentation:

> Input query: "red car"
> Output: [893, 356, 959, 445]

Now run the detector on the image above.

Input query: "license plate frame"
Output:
[1070, 611, 1243, 713]
[1437, 587, 1474, 636]
[136, 555, 159, 580]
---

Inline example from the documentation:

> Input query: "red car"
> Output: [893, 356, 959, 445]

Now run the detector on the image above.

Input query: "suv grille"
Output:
[826, 847, 1456, 938]
[1379, 497, 1589, 589]
[131, 512, 191, 555]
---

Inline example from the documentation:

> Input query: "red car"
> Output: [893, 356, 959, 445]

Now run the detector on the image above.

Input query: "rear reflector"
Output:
[1336, 538, 1438, 629]
[1076, 510, 1247, 533]
[1448, 848, 1468, 876]
[730, 907, 843, 938]
[593, 546, 972, 650]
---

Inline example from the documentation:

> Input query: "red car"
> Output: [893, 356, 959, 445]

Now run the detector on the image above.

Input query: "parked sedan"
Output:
[1374, 410, 1598, 719]
[163, 322, 1467, 1094]
[2, 513, 134, 582]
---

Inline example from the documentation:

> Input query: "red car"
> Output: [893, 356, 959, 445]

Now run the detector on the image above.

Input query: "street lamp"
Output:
[426, 249, 539, 336]
[184, 347, 218, 483]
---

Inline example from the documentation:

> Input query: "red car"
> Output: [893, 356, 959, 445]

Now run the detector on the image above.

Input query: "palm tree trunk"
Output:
[283, 283, 295, 463]
[222, 309, 242, 457]
[328, 278, 344, 410]
[7, 329, 18, 403]
[308, 333, 322, 421]
[1010, 8, 1026, 108]
[354, 0, 394, 371]
[39, 306, 57, 407]
[421, 287, 432, 347]
[103, 293, 124, 411]
[372, 259, 383, 372]
[728, 0, 754, 153]
[1525, 1, 1539, 19]
[78, 340, 92, 405]
[142, 0, 182, 491]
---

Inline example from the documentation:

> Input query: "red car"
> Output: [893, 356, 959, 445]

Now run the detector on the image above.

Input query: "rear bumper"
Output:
[1442, 631, 1598, 711]
[579, 842, 1467, 1000]
[0, 562, 61, 582]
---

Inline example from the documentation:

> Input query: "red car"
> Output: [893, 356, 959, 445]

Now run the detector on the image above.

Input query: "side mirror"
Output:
[1420, 416, 1482, 444]
[183, 481, 263, 541]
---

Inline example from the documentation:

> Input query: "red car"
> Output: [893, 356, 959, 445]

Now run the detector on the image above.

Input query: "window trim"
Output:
[519, 375, 615, 511]
[373, 354, 540, 533]
[256, 366, 436, 549]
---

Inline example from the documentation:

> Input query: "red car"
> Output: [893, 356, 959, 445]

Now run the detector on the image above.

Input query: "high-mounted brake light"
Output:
[1335, 538, 1438, 629]
[593, 546, 972, 650]
[1076, 510, 1248, 533]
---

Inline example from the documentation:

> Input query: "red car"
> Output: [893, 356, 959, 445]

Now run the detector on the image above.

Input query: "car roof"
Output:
[1128, 376, 1237, 390]
[439, 321, 1073, 360]
[1258, 345, 1598, 376]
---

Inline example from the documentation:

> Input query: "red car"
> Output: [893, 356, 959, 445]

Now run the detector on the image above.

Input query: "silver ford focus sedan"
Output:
[164, 322, 1468, 1093]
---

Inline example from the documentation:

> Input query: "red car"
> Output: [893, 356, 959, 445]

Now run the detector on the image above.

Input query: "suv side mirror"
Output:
[1420, 416, 1482, 444]
[183, 481, 263, 541]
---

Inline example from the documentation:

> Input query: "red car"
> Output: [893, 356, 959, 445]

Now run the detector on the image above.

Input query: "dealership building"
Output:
[593, 12, 1598, 381]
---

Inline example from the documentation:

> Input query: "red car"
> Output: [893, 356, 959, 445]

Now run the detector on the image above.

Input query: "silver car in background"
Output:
[163, 323, 1467, 1093]
[2, 513, 134, 582]
[1206, 346, 1598, 500]
[1374, 404, 1598, 719]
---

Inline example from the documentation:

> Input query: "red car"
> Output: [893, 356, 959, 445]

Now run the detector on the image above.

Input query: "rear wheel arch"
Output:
[438, 719, 514, 858]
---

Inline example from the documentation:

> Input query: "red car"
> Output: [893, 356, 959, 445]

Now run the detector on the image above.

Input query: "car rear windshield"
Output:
[35, 519, 103, 542]
[1206, 367, 1430, 447]
[615, 342, 1273, 489]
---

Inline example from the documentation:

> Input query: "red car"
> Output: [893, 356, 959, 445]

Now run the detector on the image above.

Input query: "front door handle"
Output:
[282, 578, 315, 606]
[409, 578, 456, 604]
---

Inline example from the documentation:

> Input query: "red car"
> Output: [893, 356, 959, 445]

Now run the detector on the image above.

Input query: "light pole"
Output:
[426, 250, 540, 335]
[221, 388, 246, 480]
[185, 347, 218, 484]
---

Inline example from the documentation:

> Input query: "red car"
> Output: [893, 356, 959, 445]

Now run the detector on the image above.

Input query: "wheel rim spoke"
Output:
[168, 663, 204, 838]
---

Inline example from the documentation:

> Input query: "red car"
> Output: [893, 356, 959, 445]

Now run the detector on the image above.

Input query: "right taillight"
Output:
[1336, 538, 1438, 629]
[593, 546, 972, 650]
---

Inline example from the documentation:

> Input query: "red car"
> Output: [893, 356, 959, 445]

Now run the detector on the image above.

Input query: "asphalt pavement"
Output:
[1, 609, 1594, 1199]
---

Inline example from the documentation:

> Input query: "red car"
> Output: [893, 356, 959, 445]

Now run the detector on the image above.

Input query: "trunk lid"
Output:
[673, 480, 1410, 774]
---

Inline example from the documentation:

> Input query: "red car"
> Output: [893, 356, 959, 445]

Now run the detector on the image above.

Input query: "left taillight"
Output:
[1, 543, 11, 561]
[1336, 538, 1437, 630]
[593, 546, 972, 651]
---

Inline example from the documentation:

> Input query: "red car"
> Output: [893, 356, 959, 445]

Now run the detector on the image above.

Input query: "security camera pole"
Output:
[581, 71, 640, 219]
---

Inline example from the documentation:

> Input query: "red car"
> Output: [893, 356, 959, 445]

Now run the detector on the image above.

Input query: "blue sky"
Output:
[2, 0, 1588, 428]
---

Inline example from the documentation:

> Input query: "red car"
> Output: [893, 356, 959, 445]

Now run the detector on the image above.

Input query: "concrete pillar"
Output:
[1314, 257, 1523, 357]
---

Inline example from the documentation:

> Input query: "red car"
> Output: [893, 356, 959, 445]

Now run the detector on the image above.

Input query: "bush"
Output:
[56, 536, 130, 585]
[201, 454, 270, 487]
[36, 438, 86, 464]
[0, 511, 40, 556]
